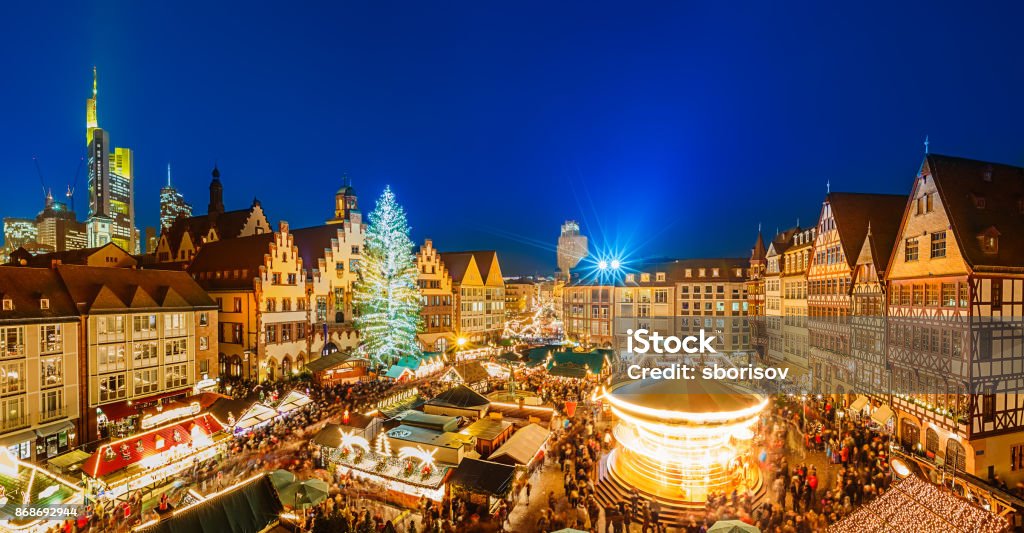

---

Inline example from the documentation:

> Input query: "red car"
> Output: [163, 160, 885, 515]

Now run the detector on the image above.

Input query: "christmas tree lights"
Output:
[353, 186, 423, 366]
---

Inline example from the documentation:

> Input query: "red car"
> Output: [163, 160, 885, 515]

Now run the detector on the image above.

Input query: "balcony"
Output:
[40, 405, 67, 422]
[0, 414, 29, 432]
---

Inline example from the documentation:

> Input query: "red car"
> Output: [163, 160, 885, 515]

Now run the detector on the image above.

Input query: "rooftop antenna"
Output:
[167, 163, 172, 187]
[924, 135, 930, 155]
[826, 179, 831, 194]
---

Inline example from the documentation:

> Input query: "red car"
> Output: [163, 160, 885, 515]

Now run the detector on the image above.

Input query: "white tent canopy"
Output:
[489, 423, 550, 466]
[276, 390, 312, 414]
[234, 402, 278, 430]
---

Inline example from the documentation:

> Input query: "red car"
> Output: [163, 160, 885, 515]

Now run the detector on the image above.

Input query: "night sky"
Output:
[3, 1, 1023, 275]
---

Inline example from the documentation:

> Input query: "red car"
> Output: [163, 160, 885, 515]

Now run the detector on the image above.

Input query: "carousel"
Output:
[600, 378, 767, 522]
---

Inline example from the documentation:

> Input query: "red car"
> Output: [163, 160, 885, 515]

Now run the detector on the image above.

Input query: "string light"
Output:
[828, 475, 1007, 533]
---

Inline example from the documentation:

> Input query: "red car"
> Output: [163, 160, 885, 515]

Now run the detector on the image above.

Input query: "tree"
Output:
[353, 186, 423, 365]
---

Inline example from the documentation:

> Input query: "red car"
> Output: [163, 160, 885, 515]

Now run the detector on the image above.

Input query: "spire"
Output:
[166, 163, 172, 187]
[86, 66, 99, 146]
[750, 230, 767, 262]
[826, 179, 831, 194]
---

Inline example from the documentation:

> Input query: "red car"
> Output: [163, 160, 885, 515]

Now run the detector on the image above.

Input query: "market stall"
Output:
[447, 458, 516, 514]
[0, 448, 83, 533]
[81, 413, 229, 502]
[274, 390, 312, 415]
[231, 402, 278, 434]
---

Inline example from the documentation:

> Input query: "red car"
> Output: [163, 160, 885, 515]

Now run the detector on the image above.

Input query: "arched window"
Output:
[900, 419, 920, 450]
[946, 439, 967, 472]
[926, 428, 939, 454]
[281, 356, 292, 378]
[219, 354, 227, 377]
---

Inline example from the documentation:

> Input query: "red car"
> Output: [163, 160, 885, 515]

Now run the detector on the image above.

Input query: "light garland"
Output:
[828, 475, 1008, 533]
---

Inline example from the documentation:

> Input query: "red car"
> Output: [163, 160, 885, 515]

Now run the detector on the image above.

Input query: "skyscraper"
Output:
[35, 190, 86, 252]
[557, 220, 588, 278]
[85, 68, 139, 253]
[160, 163, 192, 230]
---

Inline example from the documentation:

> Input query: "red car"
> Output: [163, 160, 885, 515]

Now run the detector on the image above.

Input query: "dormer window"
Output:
[1, 299, 11, 311]
[712, 268, 720, 277]
[685, 269, 692, 277]
[979, 227, 1000, 254]
[40, 299, 49, 310]
[625, 274, 635, 283]
[656, 272, 666, 282]
[698, 268, 706, 277]
[640, 273, 650, 283]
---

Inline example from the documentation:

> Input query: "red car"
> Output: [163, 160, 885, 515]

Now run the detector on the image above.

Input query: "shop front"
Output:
[95, 388, 192, 440]
[34, 420, 76, 461]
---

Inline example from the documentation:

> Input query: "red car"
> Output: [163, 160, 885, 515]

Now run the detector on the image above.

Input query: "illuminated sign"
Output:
[140, 402, 201, 430]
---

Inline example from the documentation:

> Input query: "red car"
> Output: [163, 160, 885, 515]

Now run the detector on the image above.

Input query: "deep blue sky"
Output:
[3, 1, 1024, 274]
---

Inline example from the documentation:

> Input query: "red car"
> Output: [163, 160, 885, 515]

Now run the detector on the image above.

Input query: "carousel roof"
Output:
[606, 378, 766, 421]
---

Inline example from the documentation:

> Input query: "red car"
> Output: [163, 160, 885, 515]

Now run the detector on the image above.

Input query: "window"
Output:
[926, 284, 939, 307]
[625, 274, 635, 283]
[282, 298, 291, 312]
[199, 312, 209, 326]
[40, 298, 49, 309]
[941, 283, 956, 307]
[0, 327, 23, 358]
[983, 392, 996, 423]
[905, 238, 919, 262]
[266, 298, 276, 312]
[41, 389, 63, 420]
[1, 397, 25, 430]
[96, 344, 126, 373]
[199, 336, 210, 351]
[352, 246, 360, 255]
[1012, 444, 1024, 471]
[133, 341, 159, 367]
[99, 374, 126, 402]
[1, 300, 11, 311]
[165, 363, 188, 389]
[0, 362, 25, 395]
[281, 324, 292, 342]
[96, 315, 125, 343]
[654, 290, 668, 304]
[233, 298, 242, 313]
[656, 272, 665, 282]
[930, 231, 946, 258]
[266, 325, 277, 343]
[39, 324, 62, 354]
[164, 313, 187, 336]
[133, 315, 158, 339]
[272, 273, 281, 284]
[640, 273, 650, 282]
[134, 368, 159, 395]
[164, 338, 188, 363]
[40, 355, 62, 388]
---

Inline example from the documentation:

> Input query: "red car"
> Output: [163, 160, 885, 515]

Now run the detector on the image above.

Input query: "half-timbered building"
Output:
[885, 154, 1024, 484]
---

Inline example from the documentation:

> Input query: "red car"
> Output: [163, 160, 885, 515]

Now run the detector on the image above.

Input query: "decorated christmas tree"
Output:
[353, 186, 423, 366]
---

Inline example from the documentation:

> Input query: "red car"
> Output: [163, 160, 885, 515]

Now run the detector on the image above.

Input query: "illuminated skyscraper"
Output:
[85, 68, 138, 252]
[160, 163, 192, 231]
[35, 190, 86, 252]
[557, 220, 588, 278]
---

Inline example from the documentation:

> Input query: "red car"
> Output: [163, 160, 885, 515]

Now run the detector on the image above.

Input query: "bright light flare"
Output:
[597, 260, 609, 270]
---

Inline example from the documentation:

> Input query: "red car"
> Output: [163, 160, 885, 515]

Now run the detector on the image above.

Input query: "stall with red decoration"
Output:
[81, 413, 230, 503]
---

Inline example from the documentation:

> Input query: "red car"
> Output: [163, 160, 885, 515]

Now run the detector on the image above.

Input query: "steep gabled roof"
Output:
[427, 384, 490, 409]
[923, 154, 1024, 271]
[290, 225, 342, 275]
[56, 264, 216, 313]
[187, 233, 274, 290]
[750, 232, 766, 261]
[11, 242, 135, 268]
[439, 252, 477, 283]
[0, 267, 79, 322]
[163, 207, 258, 254]
[827, 192, 908, 269]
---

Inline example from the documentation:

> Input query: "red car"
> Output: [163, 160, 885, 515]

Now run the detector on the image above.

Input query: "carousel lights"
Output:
[602, 386, 769, 424]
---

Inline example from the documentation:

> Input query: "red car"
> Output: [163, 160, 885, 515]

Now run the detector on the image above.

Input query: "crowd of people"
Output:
[41, 361, 918, 533]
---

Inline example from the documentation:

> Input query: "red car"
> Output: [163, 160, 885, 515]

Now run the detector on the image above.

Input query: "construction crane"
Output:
[67, 157, 84, 213]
